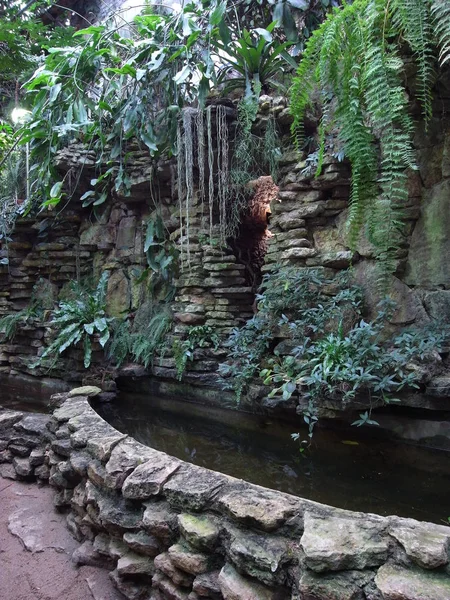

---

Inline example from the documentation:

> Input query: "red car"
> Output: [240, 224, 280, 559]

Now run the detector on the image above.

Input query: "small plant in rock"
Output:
[108, 303, 173, 369]
[0, 301, 42, 342]
[262, 304, 449, 426]
[219, 315, 273, 402]
[34, 272, 112, 369]
[219, 266, 362, 400]
[173, 325, 221, 381]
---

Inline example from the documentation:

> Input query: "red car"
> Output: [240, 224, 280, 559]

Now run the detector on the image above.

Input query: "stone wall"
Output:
[1, 389, 450, 600]
[1, 94, 450, 416]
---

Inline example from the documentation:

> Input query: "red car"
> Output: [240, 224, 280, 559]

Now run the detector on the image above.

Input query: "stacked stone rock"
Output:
[2, 389, 450, 600]
[0, 409, 52, 482]
[263, 152, 353, 273]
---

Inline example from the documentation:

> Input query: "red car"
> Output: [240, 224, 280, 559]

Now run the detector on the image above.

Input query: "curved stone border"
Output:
[1, 390, 450, 600]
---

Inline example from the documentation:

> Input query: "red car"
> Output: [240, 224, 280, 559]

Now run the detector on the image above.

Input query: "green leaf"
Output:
[74, 25, 106, 37]
[173, 64, 191, 85]
[94, 317, 108, 332]
[50, 181, 63, 198]
[84, 323, 94, 335]
[80, 190, 95, 201]
[99, 328, 110, 347]
[210, 1, 227, 26]
[255, 28, 273, 43]
[49, 82, 62, 104]
[84, 336, 92, 368]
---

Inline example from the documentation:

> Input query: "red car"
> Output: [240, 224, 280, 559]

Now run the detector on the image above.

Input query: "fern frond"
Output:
[392, 0, 434, 124]
[431, 0, 450, 66]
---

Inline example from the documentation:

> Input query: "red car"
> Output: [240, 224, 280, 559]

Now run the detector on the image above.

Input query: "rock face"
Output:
[301, 513, 389, 572]
[375, 564, 450, 600]
[2, 393, 449, 600]
[405, 179, 450, 287]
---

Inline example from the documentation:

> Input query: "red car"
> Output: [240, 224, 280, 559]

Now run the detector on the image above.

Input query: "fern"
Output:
[35, 272, 111, 370]
[431, 0, 450, 66]
[108, 303, 172, 369]
[290, 0, 450, 286]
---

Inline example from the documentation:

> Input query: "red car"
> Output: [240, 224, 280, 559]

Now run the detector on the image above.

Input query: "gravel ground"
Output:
[0, 477, 125, 600]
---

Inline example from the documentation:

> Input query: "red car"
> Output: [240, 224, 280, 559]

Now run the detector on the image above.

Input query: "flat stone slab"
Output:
[105, 437, 156, 489]
[301, 512, 389, 572]
[375, 564, 450, 600]
[218, 563, 279, 600]
[13, 414, 51, 436]
[53, 399, 89, 423]
[0, 410, 24, 431]
[168, 542, 211, 575]
[390, 518, 450, 569]
[122, 452, 182, 499]
[178, 513, 219, 550]
[68, 386, 102, 397]
[164, 464, 229, 511]
[216, 485, 299, 532]
[299, 569, 374, 600]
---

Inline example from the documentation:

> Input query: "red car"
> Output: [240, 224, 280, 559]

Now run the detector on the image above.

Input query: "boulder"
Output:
[301, 512, 389, 572]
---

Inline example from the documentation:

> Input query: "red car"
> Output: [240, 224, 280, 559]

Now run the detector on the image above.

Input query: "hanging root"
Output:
[196, 108, 206, 230]
[206, 105, 214, 244]
[216, 104, 229, 246]
[176, 117, 185, 270]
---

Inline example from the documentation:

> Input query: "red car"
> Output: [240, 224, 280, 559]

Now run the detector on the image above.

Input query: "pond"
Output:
[93, 391, 450, 524]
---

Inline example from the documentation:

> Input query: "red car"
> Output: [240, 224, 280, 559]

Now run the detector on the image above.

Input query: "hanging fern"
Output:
[431, 0, 450, 66]
[290, 0, 450, 285]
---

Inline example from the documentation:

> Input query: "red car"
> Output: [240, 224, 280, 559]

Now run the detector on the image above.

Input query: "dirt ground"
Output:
[0, 477, 125, 600]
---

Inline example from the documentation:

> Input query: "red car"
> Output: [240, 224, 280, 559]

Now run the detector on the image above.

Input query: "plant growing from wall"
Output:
[34, 272, 112, 369]
[220, 267, 447, 434]
[219, 267, 362, 400]
[290, 0, 450, 284]
[108, 302, 173, 369]
[173, 325, 221, 380]
[141, 214, 178, 301]
[0, 301, 42, 342]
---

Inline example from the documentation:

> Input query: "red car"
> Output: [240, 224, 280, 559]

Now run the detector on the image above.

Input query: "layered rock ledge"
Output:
[1, 389, 450, 600]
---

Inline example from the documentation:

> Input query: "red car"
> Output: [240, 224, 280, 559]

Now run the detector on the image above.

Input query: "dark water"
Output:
[94, 392, 450, 524]
[0, 375, 67, 412]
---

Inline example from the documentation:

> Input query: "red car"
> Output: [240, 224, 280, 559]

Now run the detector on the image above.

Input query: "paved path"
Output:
[0, 477, 124, 600]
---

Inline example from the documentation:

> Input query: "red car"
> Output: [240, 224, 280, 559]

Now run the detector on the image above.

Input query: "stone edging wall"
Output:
[1, 389, 450, 600]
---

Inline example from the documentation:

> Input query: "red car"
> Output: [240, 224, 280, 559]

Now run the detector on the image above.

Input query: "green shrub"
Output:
[34, 272, 111, 369]
[173, 325, 221, 381]
[108, 302, 173, 369]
